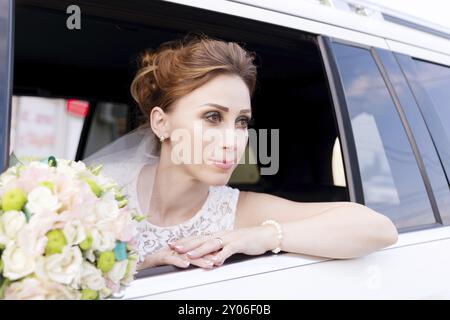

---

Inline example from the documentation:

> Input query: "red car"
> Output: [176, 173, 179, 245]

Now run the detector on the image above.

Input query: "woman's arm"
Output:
[170, 191, 398, 265]
[235, 191, 398, 259]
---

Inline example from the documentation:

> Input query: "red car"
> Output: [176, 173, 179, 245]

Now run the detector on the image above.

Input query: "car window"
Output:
[331, 43, 436, 230]
[395, 55, 450, 187]
[375, 49, 450, 225]
[412, 60, 450, 144]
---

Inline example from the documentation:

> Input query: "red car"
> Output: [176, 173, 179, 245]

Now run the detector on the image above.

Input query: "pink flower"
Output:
[111, 209, 138, 242]
[16, 166, 55, 193]
[16, 211, 60, 256]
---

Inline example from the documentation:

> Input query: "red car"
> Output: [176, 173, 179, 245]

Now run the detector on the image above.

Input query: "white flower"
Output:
[4, 277, 81, 300]
[35, 246, 83, 285]
[0, 211, 26, 241]
[4, 277, 47, 300]
[107, 260, 128, 284]
[0, 169, 17, 186]
[69, 160, 87, 173]
[2, 242, 36, 280]
[63, 219, 86, 245]
[80, 262, 105, 291]
[55, 161, 78, 179]
[91, 228, 116, 252]
[45, 283, 81, 300]
[94, 193, 119, 220]
[29, 162, 50, 170]
[25, 186, 61, 216]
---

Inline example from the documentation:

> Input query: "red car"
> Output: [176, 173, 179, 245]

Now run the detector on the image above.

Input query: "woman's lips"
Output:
[209, 160, 235, 170]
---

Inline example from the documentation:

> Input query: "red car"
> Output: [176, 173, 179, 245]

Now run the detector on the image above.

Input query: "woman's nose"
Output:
[221, 128, 238, 151]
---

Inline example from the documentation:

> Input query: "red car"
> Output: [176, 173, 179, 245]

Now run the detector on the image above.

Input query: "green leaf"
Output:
[0, 278, 10, 299]
[8, 151, 23, 169]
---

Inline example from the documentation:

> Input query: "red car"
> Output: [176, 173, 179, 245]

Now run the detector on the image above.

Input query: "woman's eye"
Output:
[236, 117, 250, 129]
[204, 112, 222, 123]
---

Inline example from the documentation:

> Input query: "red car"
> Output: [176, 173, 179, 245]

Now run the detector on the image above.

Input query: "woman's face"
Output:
[152, 73, 252, 186]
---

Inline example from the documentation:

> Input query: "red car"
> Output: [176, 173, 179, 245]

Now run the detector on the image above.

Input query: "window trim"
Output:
[75, 100, 97, 161]
[318, 36, 364, 204]
[0, 0, 14, 171]
[371, 47, 443, 228]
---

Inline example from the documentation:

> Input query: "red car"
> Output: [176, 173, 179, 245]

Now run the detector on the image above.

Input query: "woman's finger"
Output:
[210, 245, 236, 266]
[169, 231, 228, 253]
[187, 256, 215, 269]
[169, 235, 210, 254]
[186, 238, 224, 259]
[163, 251, 191, 268]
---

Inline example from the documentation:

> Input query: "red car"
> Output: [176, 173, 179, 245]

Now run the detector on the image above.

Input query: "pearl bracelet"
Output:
[261, 219, 283, 254]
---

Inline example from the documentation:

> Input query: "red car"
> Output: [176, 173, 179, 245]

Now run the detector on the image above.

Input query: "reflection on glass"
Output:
[413, 60, 450, 147]
[332, 43, 435, 229]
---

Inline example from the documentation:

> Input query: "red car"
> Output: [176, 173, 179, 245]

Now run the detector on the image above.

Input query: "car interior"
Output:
[13, 0, 349, 276]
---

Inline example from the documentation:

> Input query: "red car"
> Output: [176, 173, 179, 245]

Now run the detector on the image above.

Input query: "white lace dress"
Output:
[100, 161, 240, 264]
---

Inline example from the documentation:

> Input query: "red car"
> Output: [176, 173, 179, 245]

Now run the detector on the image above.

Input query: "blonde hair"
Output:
[130, 32, 258, 131]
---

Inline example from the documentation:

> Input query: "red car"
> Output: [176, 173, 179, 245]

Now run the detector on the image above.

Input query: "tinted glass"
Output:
[332, 43, 435, 229]
[376, 50, 450, 225]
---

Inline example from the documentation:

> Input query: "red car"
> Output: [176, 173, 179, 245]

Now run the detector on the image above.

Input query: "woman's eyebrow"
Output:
[200, 103, 251, 114]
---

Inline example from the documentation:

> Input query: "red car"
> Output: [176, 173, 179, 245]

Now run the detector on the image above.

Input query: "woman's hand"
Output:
[168, 226, 277, 267]
[137, 246, 219, 270]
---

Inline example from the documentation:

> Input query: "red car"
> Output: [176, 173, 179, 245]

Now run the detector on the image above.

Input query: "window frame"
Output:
[319, 36, 445, 233]
[0, 0, 14, 172]
[318, 36, 364, 205]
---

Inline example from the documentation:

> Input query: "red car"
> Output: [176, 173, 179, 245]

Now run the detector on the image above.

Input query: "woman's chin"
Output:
[200, 165, 234, 186]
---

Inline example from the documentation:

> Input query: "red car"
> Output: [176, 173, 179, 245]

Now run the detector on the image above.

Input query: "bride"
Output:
[84, 32, 398, 271]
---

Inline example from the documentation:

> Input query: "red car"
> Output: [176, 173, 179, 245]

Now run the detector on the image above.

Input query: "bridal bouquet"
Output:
[0, 155, 142, 300]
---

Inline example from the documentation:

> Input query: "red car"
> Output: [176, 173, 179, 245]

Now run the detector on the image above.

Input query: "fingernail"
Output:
[175, 245, 183, 250]
[187, 251, 194, 257]
[183, 261, 190, 267]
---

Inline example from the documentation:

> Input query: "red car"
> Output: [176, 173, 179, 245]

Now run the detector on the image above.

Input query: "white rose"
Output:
[29, 162, 50, 170]
[91, 228, 116, 252]
[63, 219, 86, 245]
[2, 242, 36, 280]
[80, 262, 105, 291]
[25, 186, 61, 216]
[4, 277, 47, 300]
[0, 170, 17, 186]
[55, 161, 78, 179]
[45, 284, 81, 300]
[35, 246, 83, 285]
[95, 195, 119, 220]
[0, 211, 26, 240]
[5, 276, 81, 300]
[107, 260, 128, 284]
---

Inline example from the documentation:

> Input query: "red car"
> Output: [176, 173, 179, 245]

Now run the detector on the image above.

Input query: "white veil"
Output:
[82, 122, 160, 188]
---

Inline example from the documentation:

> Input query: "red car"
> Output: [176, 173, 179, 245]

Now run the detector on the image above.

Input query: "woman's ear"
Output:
[149, 106, 170, 138]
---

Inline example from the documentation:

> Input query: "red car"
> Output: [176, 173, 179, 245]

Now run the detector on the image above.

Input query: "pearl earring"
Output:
[159, 135, 165, 142]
